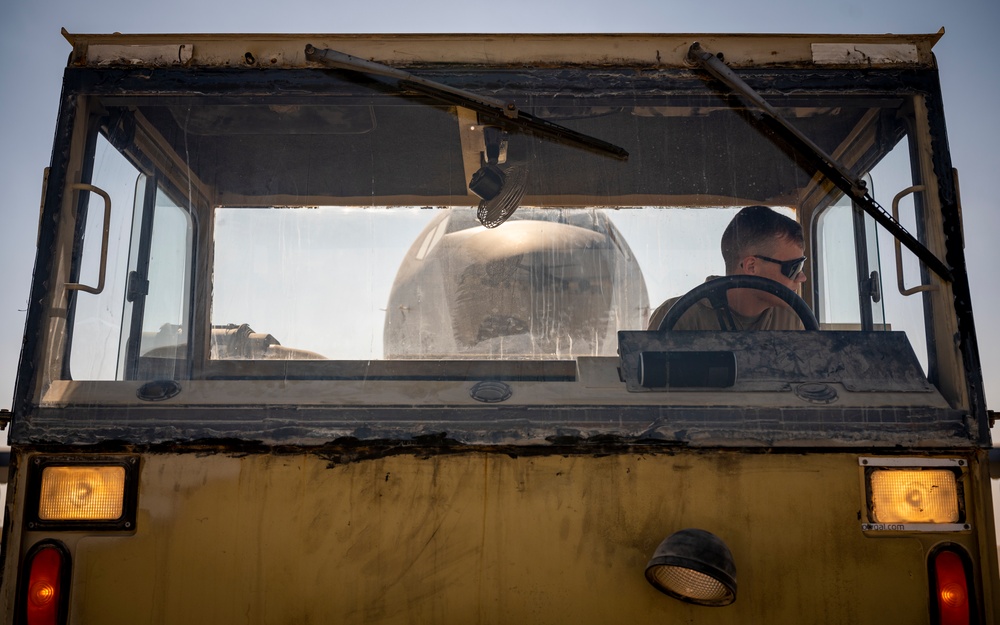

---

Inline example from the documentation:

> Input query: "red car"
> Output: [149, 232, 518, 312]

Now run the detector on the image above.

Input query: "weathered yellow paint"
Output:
[21, 451, 976, 624]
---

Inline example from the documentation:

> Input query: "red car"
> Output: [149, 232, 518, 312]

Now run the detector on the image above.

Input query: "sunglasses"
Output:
[754, 255, 807, 279]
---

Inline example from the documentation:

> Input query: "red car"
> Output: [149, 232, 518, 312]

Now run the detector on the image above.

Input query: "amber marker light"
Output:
[26, 456, 139, 531]
[39, 466, 125, 521]
[860, 458, 966, 532]
[870, 469, 959, 523]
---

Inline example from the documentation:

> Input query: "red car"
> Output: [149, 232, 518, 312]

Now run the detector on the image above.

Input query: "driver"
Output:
[647, 205, 808, 331]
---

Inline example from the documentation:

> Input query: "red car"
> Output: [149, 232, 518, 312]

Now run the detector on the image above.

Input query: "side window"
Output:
[814, 142, 930, 374]
[68, 135, 142, 380]
[869, 146, 931, 374]
[814, 184, 886, 331]
[124, 187, 192, 379]
[68, 134, 193, 380]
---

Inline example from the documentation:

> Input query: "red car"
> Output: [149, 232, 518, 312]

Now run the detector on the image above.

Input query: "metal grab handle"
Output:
[892, 185, 936, 296]
[65, 183, 112, 295]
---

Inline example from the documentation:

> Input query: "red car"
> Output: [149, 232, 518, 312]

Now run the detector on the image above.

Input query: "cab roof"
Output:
[62, 28, 943, 69]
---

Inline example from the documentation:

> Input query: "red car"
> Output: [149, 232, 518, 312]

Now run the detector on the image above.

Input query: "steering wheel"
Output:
[657, 275, 820, 331]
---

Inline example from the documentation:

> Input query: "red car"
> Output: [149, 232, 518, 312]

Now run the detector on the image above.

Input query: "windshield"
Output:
[63, 67, 926, 380]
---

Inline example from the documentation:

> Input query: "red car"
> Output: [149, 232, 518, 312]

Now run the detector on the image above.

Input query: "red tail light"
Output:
[932, 548, 971, 625]
[21, 541, 70, 625]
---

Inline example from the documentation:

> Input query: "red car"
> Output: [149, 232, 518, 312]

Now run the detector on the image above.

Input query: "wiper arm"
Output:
[304, 45, 628, 161]
[687, 42, 952, 283]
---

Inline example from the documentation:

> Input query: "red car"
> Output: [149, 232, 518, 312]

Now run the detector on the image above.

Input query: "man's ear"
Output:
[741, 255, 758, 275]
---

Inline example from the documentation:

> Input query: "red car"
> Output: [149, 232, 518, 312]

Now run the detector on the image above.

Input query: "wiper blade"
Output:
[304, 45, 628, 161]
[687, 42, 952, 283]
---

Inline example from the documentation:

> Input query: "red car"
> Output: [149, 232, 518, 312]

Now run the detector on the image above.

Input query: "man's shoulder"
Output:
[647, 296, 716, 331]
[647, 297, 677, 331]
[646, 277, 721, 330]
[647, 297, 804, 331]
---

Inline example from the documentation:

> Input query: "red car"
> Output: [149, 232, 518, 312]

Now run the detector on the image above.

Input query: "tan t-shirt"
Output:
[647, 291, 805, 331]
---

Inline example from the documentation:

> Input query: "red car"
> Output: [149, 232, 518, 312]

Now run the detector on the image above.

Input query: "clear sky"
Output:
[1, 0, 997, 418]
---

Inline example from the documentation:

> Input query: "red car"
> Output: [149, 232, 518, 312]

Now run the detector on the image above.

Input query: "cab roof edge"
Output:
[62, 31, 943, 69]
[59, 30, 946, 44]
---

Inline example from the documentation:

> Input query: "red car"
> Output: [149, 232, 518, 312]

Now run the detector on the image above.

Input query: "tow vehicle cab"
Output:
[0, 31, 995, 624]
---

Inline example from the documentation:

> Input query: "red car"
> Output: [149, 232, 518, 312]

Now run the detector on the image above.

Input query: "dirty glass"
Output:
[68, 134, 194, 381]
[68, 135, 142, 380]
[211, 206, 651, 360]
[62, 76, 925, 377]
[129, 188, 192, 373]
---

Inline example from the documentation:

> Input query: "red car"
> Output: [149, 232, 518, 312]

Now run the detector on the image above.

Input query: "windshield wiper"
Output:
[304, 44, 629, 161]
[687, 42, 953, 283]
